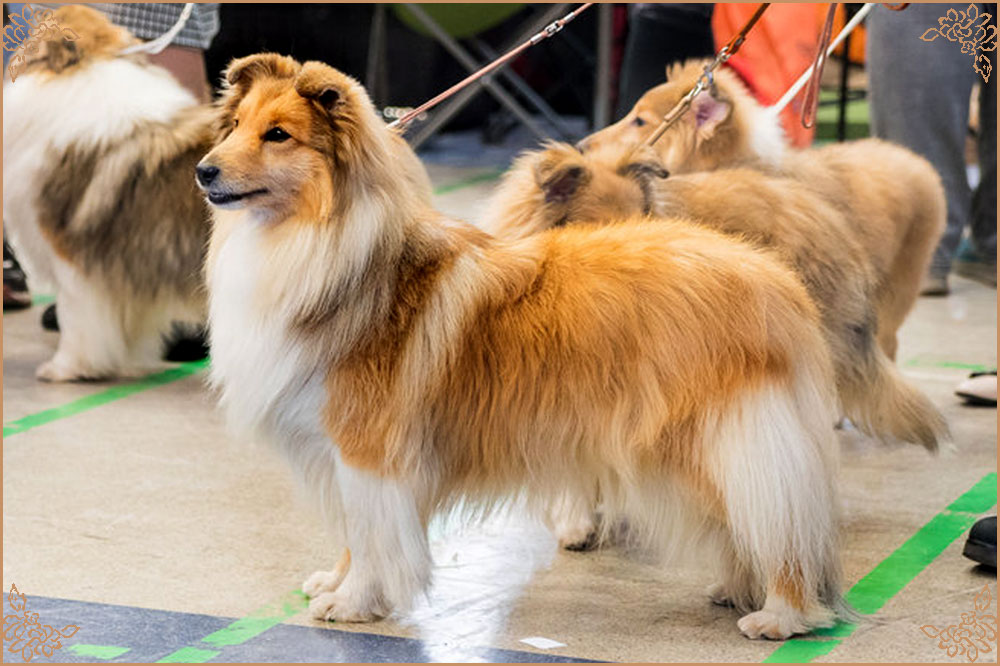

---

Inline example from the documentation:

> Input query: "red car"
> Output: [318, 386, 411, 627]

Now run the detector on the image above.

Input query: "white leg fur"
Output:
[35, 258, 177, 382]
[546, 485, 599, 551]
[307, 457, 432, 623]
[37, 261, 130, 381]
[708, 373, 840, 639]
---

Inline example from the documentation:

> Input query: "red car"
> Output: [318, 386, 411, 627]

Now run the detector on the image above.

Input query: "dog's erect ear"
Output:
[295, 62, 351, 113]
[690, 89, 732, 138]
[538, 164, 589, 205]
[43, 37, 79, 72]
[224, 53, 299, 89]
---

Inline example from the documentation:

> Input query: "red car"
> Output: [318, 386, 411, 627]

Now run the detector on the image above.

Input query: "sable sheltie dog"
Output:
[2, 6, 215, 381]
[581, 60, 947, 359]
[199, 53, 846, 639]
[483, 142, 947, 550]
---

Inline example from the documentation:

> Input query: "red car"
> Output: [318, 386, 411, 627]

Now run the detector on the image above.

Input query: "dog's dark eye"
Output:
[263, 127, 290, 142]
[233, 118, 239, 128]
[633, 117, 646, 127]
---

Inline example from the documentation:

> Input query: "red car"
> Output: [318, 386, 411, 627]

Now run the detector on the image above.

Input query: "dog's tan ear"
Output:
[224, 53, 299, 88]
[690, 88, 732, 139]
[295, 62, 352, 112]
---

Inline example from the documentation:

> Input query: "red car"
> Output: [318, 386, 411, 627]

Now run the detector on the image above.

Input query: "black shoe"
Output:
[41, 303, 59, 331]
[963, 516, 997, 569]
[3, 239, 31, 310]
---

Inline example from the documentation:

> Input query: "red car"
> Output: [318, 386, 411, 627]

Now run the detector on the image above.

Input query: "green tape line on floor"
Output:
[200, 590, 308, 648]
[156, 646, 221, 663]
[2, 359, 208, 438]
[156, 590, 308, 662]
[66, 644, 131, 659]
[762, 638, 841, 664]
[763, 472, 996, 663]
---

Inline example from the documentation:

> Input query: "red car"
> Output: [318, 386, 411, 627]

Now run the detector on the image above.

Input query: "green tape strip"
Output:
[2, 359, 208, 438]
[763, 473, 997, 663]
[31, 293, 55, 307]
[904, 358, 992, 372]
[156, 590, 308, 662]
[66, 644, 131, 659]
[431, 167, 505, 196]
[762, 638, 841, 663]
[156, 646, 221, 663]
[200, 590, 308, 648]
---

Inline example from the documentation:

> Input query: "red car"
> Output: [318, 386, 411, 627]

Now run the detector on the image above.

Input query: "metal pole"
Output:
[593, 3, 613, 129]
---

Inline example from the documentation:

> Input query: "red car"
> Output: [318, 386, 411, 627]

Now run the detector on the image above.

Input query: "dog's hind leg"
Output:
[710, 378, 842, 639]
[546, 484, 600, 551]
[36, 261, 132, 381]
[307, 457, 431, 623]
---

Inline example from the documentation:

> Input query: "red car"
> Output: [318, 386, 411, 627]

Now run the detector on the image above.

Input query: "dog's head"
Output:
[579, 60, 755, 174]
[10, 5, 133, 77]
[197, 53, 391, 223]
[489, 142, 669, 239]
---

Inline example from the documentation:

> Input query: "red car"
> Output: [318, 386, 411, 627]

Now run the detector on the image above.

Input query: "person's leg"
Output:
[867, 4, 977, 289]
[615, 3, 715, 119]
[969, 42, 997, 274]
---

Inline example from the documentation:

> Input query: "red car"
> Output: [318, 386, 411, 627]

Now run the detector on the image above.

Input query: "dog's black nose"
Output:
[196, 165, 220, 187]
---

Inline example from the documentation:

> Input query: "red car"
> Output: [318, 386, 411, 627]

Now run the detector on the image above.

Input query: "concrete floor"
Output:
[3, 159, 997, 663]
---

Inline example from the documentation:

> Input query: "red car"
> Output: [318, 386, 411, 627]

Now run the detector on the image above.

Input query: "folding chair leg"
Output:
[403, 3, 568, 145]
[471, 38, 578, 140]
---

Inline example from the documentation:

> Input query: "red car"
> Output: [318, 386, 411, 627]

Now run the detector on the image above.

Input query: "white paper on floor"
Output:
[519, 636, 567, 650]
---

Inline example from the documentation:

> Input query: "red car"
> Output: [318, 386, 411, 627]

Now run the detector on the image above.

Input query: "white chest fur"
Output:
[207, 222, 326, 443]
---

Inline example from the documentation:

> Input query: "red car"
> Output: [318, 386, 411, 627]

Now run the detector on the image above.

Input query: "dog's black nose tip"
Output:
[196, 165, 220, 187]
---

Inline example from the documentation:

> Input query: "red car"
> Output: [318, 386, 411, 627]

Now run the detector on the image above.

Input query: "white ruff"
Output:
[746, 104, 787, 168]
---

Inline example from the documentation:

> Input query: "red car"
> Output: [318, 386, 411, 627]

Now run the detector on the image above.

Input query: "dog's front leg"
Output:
[307, 462, 431, 623]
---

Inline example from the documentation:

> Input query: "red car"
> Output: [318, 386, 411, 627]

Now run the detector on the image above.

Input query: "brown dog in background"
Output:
[581, 60, 947, 360]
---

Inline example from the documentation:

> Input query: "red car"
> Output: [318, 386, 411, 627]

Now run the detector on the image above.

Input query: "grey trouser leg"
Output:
[867, 3, 982, 275]
[972, 46, 997, 262]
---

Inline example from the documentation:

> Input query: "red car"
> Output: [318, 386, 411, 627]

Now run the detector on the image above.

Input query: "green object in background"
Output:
[393, 3, 524, 39]
[814, 89, 870, 143]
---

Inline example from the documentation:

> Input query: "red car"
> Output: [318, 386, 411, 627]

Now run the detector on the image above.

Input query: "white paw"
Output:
[707, 582, 734, 607]
[308, 589, 386, 623]
[302, 569, 346, 598]
[36, 358, 87, 382]
[558, 525, 599, 551]
[737, 609, 804, 640]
